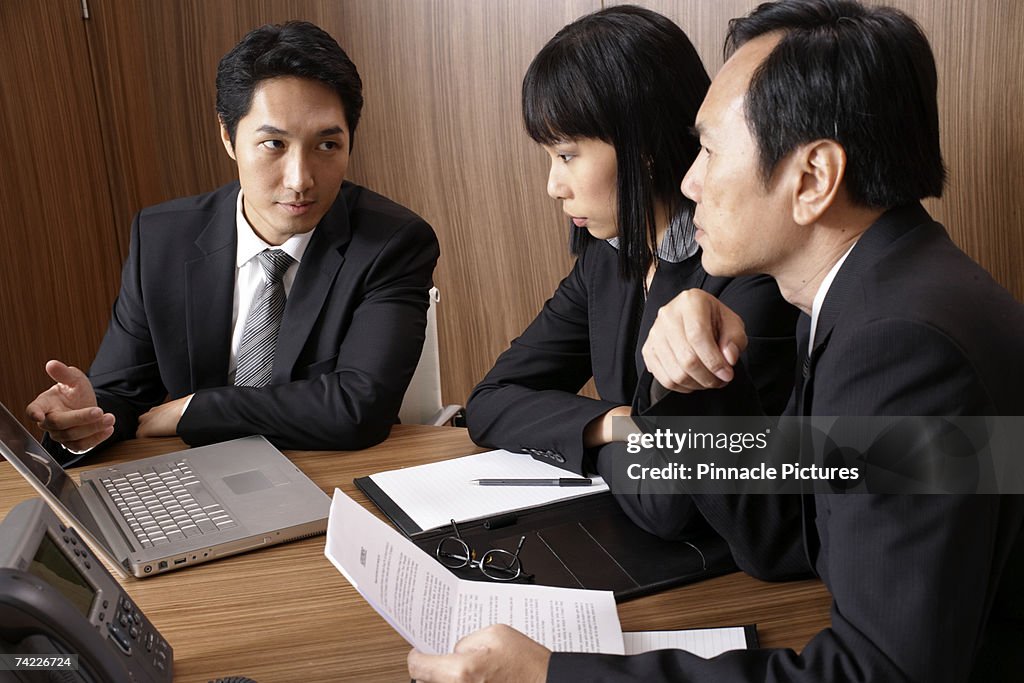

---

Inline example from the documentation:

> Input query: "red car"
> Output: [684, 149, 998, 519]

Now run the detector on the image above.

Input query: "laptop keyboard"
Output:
[100, 461, 237, 548]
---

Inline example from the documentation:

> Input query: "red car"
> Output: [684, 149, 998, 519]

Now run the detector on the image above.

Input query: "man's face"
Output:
[681, 34, 799, 277]
[221, 76, 350, 246]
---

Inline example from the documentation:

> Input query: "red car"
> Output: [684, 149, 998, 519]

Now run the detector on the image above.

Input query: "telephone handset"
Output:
[0, 498, 172, 682]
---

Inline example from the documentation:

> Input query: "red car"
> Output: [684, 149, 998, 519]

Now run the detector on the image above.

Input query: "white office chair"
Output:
[398, 287, 463, 426]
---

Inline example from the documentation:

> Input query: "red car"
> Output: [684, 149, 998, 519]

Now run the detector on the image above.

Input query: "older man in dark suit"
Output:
[27, 21, 438, 460]
[407, 1, 1023, 682]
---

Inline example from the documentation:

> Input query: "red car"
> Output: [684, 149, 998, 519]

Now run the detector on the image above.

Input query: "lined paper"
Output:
[368, 449, 607, 532]
[623, 627, 750, 657]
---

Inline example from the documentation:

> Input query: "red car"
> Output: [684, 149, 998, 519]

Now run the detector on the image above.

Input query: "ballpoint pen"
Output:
[470, 478, 593, 486]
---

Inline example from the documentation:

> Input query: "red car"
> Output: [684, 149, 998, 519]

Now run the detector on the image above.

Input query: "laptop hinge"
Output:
[79, 478, 141, 561]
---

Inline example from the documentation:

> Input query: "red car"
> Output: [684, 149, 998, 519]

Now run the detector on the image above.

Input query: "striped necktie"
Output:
[234, 249, 295, 387]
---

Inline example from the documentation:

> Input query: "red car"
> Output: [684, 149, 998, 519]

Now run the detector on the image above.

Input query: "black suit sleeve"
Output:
[715, 274, 800, 418]
[465, 254, 621, 475]
[84, 213, 175, 450]
[607, 275, 804, 568]
[177, 218, 438, 450]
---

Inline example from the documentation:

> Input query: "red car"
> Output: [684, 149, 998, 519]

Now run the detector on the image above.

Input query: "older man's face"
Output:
[681, 34, 803, 279]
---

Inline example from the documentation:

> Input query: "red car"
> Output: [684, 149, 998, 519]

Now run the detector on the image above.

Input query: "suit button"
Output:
[552, 454, 565, 463]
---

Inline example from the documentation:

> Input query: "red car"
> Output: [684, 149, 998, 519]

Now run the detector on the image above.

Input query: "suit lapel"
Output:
[797, 203, 934, 574]
[811, 202, 934, 367]
[632, 255, 705, 411]
[272, 184, 354, 382]
[594, 250, 640, 404]
[185, 188, 238, 389]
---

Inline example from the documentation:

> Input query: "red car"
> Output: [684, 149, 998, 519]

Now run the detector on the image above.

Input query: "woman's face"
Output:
[542, 138, 618, 240]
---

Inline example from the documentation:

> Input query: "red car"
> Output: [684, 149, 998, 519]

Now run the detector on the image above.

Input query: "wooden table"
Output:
[0, 425, 832, 682]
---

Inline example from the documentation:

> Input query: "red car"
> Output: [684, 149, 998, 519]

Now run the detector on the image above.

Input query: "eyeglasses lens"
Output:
[437, 537, 471, 569]
[480, 549, 520, 581]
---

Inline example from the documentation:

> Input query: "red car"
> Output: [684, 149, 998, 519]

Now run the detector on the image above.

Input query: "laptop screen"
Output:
[0, 403, 109, 548]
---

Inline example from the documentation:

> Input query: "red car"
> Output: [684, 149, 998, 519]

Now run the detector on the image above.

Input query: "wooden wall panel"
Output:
[3, 1, 1020, 431]
[85, 0, 342, 258]
[624, 0, 1024, 302]
[0, 1, 122, 428]
[907, 0, 1024, 300]
[331, 0, 599, 405]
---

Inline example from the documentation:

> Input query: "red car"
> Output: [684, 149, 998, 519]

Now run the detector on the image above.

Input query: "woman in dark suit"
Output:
[465, 5, 798, 483]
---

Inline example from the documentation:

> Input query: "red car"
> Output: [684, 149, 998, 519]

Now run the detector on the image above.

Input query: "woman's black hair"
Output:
[522, 5, 710, 281]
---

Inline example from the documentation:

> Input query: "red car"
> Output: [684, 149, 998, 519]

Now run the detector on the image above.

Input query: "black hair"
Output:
[522, 5, 710, 281]
[216, 21, 363, 148]
[726, 0, 946, 207]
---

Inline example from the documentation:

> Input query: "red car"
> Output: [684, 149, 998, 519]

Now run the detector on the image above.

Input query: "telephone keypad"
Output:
[106, 622, 133, 654]
[2, 498, 174, 682]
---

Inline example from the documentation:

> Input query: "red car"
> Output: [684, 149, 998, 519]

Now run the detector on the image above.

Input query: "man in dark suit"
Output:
[407, 1, 1023, 682]
[26, 21, 438, 460]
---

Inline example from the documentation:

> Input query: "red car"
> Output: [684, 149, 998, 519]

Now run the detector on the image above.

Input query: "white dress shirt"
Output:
[809, 242, 857, 351]
[227, 190, 315, 383]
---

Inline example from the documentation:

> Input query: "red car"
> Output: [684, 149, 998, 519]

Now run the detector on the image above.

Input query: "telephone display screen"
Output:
[29, 533, 95, 617]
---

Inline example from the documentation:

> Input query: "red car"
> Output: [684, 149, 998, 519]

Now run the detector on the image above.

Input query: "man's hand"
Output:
[26, 360, 114, 452]
[642, 289, 748, 393]
[136, 395, 191, 438]
[407, 624, 551, 683]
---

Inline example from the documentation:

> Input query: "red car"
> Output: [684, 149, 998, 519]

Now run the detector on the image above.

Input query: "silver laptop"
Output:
[0, 402, 329, 578]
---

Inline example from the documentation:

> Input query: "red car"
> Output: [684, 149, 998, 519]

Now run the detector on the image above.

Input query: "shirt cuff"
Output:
[181, 394, 195, 418]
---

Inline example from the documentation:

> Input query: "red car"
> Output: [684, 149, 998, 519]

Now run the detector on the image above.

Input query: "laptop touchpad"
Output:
[223, 470, 274, 495]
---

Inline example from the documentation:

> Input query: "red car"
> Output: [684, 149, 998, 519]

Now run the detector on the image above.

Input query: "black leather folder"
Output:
[355, 476, 736, 602]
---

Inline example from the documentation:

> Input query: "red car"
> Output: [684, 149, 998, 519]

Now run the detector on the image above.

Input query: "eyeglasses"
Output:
[435, 519, 530, 582]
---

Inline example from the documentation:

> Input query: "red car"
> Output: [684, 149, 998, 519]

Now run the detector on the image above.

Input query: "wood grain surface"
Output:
[0, 0, 122, 430]
[0, 425, 831, 682]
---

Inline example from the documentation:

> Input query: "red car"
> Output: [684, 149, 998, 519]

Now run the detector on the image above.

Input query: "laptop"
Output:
[0, 402, 330, 579]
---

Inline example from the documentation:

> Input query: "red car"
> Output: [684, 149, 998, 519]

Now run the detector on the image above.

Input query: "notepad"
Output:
[366, 449, 607, 532]
[623, 625, 757, 656]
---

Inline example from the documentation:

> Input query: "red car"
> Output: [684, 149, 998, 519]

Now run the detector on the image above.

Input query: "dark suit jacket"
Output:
[549, 204, 1024, 682]
[465, 239, 799, 475]
[52, 180, 438, 459]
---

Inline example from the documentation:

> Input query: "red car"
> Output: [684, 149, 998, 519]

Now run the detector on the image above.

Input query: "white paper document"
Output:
[367, 449, 608, 532]
[324, 488, 624, 655]
[623, 627, 751, 657]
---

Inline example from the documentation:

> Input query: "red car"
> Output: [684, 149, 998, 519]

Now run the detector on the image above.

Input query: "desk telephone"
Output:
[0, 498, 172, 682]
